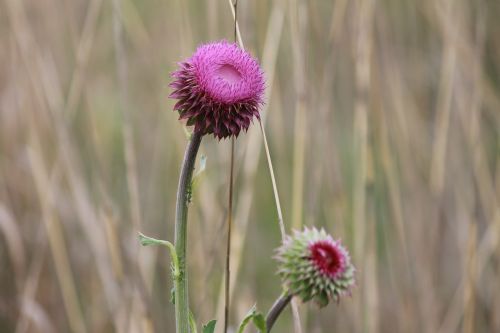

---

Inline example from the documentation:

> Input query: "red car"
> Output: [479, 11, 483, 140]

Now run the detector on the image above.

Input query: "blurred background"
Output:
[1, 0, 499, 332]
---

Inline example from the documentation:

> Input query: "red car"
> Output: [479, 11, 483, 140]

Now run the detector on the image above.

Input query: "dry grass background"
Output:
[1, 0, 500, 332]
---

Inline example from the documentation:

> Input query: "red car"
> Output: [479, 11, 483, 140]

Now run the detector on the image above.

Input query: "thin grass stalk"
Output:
[111, 1, 154, 329]
[214, 0, 284, 323]
[6, 0, 124, 327]
[365, 202, 379, 333]
[289, 0, 306, 232]
[28, 134, 87, 333]
[0, 204, 26, 290]
[463, 223, 477, 333]
[65, 0, 103, 120]
[495, 210, 500, 332]
[15, 230, 50, 333]
[112, 0, 142, 232]
[223, 2, 295, 331]
[258, 120, 286, 238]
[224, 3, 238, 332]
[438, 211, 500, 333]
[429, 0, 456, 196]
[226, 0, 298, 330]
[288, 0, 307, 329]
[353, 0, 375, 331]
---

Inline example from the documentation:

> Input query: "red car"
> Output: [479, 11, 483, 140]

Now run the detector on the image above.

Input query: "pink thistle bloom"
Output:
[275, 227, 355, 307]
[169, 41, 265, 139]
[309, 239, 349, 280]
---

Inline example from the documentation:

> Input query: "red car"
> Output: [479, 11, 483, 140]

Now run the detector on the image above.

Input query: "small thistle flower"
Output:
[169, 41, 265, 139]
[275, 227, 355, 307]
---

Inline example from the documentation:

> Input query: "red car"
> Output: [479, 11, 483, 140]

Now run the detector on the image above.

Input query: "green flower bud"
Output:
[275, 227, 355, 307]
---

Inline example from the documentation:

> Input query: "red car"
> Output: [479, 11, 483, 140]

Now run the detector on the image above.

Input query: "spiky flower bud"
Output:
[275, 227, 355, 307]
[169, 41, 265, 139]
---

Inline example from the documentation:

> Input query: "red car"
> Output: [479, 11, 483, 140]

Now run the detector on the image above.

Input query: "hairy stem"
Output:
[175, 131, 203, 333]
[266, 293, 292, 332]
[224, 137, 235, 333]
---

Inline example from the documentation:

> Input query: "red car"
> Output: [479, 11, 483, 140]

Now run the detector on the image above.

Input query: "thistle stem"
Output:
[224, 137, 235, 333]
[175, 131, 203, 333]
[266, 293, 293, 332]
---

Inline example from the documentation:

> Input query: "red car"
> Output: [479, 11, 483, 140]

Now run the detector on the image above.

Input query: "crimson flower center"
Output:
[216, 64, 242, 84]
[310, 241, 344, 278]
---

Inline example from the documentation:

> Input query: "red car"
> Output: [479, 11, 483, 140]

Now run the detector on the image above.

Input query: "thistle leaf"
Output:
[138, 232, 179, 278]
[189, 311, 198, 333]
[202, 319, 216, 333]
[237, 305, 266, 333]
[252, 313, 266, 332]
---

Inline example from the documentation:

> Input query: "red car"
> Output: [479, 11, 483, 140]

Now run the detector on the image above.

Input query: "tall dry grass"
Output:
[1, 0, 499, 332]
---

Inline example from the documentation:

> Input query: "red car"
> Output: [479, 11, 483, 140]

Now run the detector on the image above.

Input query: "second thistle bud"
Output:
[275, 227, 355, 307]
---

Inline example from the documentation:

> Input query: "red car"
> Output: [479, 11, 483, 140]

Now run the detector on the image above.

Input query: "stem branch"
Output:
[266, 293, 292, 332]
[175, 131, 203, 333]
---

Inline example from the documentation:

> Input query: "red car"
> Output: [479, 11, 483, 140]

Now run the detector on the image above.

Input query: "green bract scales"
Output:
[275, 227, 356, 307]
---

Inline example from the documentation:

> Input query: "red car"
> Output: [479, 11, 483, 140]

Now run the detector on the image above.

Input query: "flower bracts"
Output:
[169, 41, 265, 139]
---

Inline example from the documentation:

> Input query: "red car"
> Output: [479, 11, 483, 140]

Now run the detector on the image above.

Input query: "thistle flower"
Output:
[275, 227, 355, 307]
[169, 41, 265, 139]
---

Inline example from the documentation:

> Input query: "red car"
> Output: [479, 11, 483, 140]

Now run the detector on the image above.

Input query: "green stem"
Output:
[175, 131, 203, 333]
[265, 292, 292, 332]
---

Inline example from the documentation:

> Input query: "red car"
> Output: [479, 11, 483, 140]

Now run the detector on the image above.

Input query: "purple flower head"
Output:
[169, 41, 265, 139]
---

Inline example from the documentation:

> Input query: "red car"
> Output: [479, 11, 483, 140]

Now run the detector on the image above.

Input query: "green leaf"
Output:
[138, 232, 179, 278]
[202, 319, 216, 333]
[139, 233, 172, 247]
[238, 305, 256, 333]
[316, 291, 329, 308]
[238, 305, 266, 333]
[189, 311, 198, 333]
[252, 313, 266, 332]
